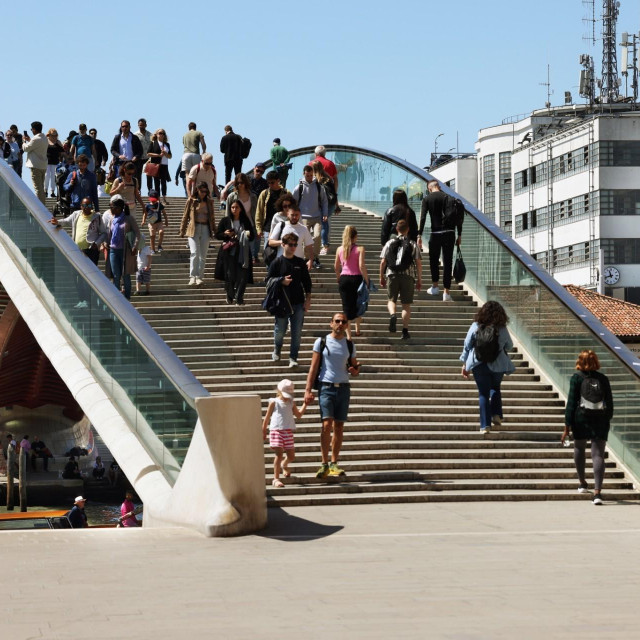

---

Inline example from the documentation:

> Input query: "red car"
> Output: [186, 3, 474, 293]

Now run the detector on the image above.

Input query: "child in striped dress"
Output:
[262, 379, 307, 487]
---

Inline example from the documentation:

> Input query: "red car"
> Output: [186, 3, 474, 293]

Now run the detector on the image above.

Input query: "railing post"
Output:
[6, 443, 15, 510]
[19, 450, 27, 512]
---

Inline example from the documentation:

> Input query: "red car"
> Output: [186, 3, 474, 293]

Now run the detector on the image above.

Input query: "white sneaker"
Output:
[593, 496, 603, 505]
[195, 277, 203, 286]
[319, 246, 328, 256]
[577, 486, 590, 494]
[188, 277, 196, 286]
[271, 352, 281, 362]
[480, 427, 491, 435]
[74, 300, 88, 309]
[289, 359, 298, 368]
[442, 292, 452, 302]
[427, 286, 439, 296]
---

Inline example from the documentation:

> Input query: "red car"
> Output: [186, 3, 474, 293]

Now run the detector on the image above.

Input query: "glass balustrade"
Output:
[280, 145, 640, 481]
[0, 164, 203, 483]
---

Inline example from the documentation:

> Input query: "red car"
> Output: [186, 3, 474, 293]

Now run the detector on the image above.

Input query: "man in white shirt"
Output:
[186, 153, 219, 197]
[135, 118, 153, 194]
[268, 196, 314, 270]
[22, 121, 48, 204]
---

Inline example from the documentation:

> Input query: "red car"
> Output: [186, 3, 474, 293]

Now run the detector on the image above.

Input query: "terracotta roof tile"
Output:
[564, 285, 640, 337]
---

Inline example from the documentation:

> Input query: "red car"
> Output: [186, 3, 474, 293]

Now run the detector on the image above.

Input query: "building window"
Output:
[599, 189, 640, 215]
[598, 140, 640, 166]
[602, 238, 640, 264]
[445, 178, 456, 191]
[483, 155, 495, 216]
[499, 152, 512, 230]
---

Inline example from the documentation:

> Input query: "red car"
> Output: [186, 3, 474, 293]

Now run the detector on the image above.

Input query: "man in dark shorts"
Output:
[305, 312, 361, 479]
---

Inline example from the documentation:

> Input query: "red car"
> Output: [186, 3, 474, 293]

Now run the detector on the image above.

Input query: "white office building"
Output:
[431, 104, 640, 302]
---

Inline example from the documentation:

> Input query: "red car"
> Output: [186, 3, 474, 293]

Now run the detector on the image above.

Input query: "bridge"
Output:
[1, 145, 639, 535]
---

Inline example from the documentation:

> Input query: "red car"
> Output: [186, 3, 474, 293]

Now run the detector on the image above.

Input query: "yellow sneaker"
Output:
[328, 462, 345, 476]
[315, 463, 330, 479]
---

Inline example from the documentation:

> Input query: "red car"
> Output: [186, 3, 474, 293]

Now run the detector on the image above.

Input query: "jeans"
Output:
[274, 303, 305, 360]
[188, 224, 210, 278]
[321, 216, 330, 247]
[45, 165, 57, 194]
[428, 231, 456, 289]
[471, 363, 504, 429]
[110, 247, 131, 299]
[303, 217, 322, 257]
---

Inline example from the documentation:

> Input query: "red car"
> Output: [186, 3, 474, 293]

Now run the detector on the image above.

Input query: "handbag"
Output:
[104, 180, 113, 194]
[144, 160, 160, 177]
[222, 237, 238, 251]
[453, 246, 466, 283]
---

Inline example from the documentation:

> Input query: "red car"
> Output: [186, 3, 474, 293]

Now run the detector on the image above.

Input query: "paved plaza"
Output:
[2, 500, 640, 639]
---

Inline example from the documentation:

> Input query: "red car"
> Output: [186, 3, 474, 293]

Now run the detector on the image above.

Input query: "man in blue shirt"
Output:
[70, 124, 96, 171]
[305, 312, 360, 479]
[63, 154, 99, 212]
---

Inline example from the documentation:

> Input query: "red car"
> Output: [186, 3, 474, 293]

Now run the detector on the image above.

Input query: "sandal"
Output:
[272, 479, 285, 488]
[282, 468, 291, 478]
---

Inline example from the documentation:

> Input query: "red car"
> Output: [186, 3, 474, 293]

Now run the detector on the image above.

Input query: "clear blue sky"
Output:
[4, 0, 640, 194]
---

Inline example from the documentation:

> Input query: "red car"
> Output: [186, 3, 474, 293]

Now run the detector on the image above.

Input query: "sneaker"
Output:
[492, 415, 502, 426]
[74, 300, 88, 309]
[319, 246, 328, 256]
[313, 258, 321, 269]
[132, 291, 142, 297]
[389, 314, 397, 333]
[328, 462, 345, 476]
[401, 328, 410, 340]
[156, 246, 163, 253]
[143, 291, 150, 296]
[188, 277, 196, 286]
[235, 301, 245, 306]
[427, 286, 440, 296]
[578, 486, 590, 494]
[195, 277, 203, 286]
[288, 359, 298, 368]
[149, 249, 156, 256]
[442, 292, 452, 302]
[315, 463, 330, 479]
[593, 495, 603, 505]
[480, 427, 491, 435]
[271, 352, 281, 362]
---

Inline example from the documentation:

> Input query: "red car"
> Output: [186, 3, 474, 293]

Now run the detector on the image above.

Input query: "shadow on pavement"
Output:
[257, 507, 344, 541]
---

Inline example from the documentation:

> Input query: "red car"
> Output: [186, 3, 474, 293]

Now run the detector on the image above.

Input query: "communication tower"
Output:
[600, 0, 621, 102]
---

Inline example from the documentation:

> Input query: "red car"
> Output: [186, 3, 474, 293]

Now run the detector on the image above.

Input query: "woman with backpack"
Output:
[312, 161, 338, 256]
[460, 301, 515, 435]
[380, 189, 419, 246]
[562, 350, 613, 505]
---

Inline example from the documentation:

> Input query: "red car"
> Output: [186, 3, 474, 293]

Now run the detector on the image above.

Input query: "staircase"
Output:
[48, 196, 639, 506]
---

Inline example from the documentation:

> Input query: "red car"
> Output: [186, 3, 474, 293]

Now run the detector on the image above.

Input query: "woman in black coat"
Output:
[214, 200, 255, 305]
[380, 189, 418, 245]
[146, 129, 172, 202]
[562, 349, 614, 505]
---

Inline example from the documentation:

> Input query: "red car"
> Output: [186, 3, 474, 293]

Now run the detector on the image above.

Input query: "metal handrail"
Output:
[0, 160, 209, 406]
[274, 144, 640, 380]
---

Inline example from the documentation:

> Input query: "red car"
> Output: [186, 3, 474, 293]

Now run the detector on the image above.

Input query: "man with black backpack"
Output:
[304, 312, 360, 479]
[266, 232, 312, 368]
[419, 179, 463, 303]
[379, 219, 422, 340]
[292, 165, 328, 269]
[220, 125, 245, 183]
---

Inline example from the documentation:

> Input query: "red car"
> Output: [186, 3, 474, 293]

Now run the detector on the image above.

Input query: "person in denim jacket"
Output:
[460, 301, 515, 434]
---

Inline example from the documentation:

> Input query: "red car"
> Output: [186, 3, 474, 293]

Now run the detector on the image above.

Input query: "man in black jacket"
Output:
[418, 180, 462, 303]
[110, 120, 143, 174]
[220, 125, 243, 183]
[89, 128, 108, 167]
[266, 232, 312, 368]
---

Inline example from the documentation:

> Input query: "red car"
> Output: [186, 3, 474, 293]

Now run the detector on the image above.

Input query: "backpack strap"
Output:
[297, 180, 304, 205]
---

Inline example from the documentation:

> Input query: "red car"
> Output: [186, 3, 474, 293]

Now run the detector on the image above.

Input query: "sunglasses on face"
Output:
[255, 168, 264, 174]
[282, 204, 291, 209]
[333, 319, 348, 324]
[285, 242, 298, 247]
[204, 162, 213, 166]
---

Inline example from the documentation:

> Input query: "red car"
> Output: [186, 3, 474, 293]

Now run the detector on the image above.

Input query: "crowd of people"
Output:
[1, 119, 615, 506]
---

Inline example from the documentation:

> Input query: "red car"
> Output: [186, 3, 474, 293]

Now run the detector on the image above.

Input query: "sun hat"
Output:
[277, 379, 294, 399]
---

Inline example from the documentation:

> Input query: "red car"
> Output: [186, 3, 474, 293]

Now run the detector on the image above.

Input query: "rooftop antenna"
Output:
[600, 0, 621, 103]
[583, 0, 597, 46]
[620, 31, 640, 102]
[540, 64, 553, 108]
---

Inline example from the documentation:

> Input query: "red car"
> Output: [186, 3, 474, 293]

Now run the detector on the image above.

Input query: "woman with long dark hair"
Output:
[562, 350, 613, 505]
[146, 128, 172, 203]
[215, 200, 255, 305]
[380, 189, 418, 245]
[460, 301, 515, 434]
[110, 161, 145, 216]
[335, 225, 369, 339]
[225, 173, 258, 262]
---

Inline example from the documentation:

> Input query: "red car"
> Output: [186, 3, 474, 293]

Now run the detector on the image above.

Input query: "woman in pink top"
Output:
[334, 225, 369, 339]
